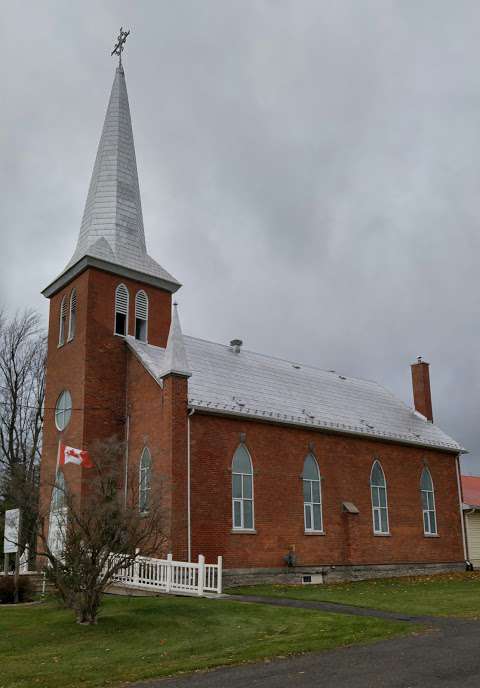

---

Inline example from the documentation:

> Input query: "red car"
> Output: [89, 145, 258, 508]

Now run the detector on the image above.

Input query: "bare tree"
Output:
[36, 438, 168, 625]
[0, 309, 46, 583]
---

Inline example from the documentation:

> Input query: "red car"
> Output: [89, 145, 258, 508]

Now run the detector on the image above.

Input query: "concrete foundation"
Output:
[224, 561, 466, 587]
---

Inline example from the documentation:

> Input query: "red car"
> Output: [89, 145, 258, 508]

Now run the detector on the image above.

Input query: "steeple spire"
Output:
[43, 64, 180, 297]
[159, 303, 191, 378]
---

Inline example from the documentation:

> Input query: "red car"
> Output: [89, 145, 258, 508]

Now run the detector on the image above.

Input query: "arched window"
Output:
[421, 467, 437, 535]
[139, 448, 152, 513]
[302, 453, 322, 532]
[58, 295, 67, 346]
[115, 284, 129, 336]
[67, 289, 77, 341]
[135, 290, 148, 342]
[232, 445, 254, 530]
[370, 460, 389, 534]
[48, 470, 67, 558]
[55, 390, 72, 431]
[51, 470, 66, 511]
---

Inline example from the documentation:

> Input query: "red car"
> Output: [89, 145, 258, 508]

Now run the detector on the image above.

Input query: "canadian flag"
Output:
[59, 443, 93, 469]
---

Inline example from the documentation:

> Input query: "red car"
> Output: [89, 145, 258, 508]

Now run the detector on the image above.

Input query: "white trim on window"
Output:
[370, 460, 389, 535]
[231, 445, 255, 531]
[135, 290, 148, 342]
[67, 288, 77, 342]
[421, 467, 437, 535]
[302, 453, 323, 533]
[55, 390, 72, 431]
[114, 284, 129, 336]
[58, 295, 67, 346]
[51, 470, 67, 511]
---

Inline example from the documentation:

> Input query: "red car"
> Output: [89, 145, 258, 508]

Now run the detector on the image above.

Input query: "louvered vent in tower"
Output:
[115, 284, 129, 336]
[68, 289, 77, 341]
[135, 290, 148, 342]
[58, 295, 67, 346]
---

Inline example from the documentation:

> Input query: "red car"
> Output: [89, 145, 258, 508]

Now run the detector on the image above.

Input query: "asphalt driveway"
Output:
[130, 596, 480, 688]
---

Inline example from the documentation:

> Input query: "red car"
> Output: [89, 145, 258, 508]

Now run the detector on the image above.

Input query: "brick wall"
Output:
[189, 413, 464, 570]
[125, 350, 189, 559]
[39, 267, 172, 523]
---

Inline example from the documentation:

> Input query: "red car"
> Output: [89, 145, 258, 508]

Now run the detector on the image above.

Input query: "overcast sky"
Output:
[1, 1, 479, 474]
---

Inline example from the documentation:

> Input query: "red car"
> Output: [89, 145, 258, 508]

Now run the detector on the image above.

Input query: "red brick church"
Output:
[39, 63, 467, 583]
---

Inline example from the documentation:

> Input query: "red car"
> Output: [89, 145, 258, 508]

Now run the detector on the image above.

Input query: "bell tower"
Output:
[39, 51, 180, 513]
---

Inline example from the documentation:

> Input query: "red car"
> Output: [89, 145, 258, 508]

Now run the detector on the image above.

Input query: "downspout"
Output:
[124, 414, 130, 507]
[187, 408, 195, 562]
[455, 453, 468, 562]
[124, 351, 130, 507]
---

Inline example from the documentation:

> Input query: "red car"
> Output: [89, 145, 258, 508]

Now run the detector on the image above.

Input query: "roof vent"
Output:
[230, 339, 243, 354]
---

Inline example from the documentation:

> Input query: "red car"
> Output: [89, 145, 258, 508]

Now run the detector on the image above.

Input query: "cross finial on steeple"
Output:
[111, 27, 130, 68]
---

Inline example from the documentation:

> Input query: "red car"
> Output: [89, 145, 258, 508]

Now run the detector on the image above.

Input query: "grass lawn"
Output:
[0, 595, 411, 688]
[227, 572, 480, 618]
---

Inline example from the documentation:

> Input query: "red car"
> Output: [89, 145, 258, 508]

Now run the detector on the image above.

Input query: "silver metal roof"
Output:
[127, 335, 464, 453]
[43, 66, 180, 296]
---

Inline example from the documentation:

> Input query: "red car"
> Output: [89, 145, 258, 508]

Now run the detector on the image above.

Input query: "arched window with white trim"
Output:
[114, 284, 129, 336]
[58, 295, 67, 346]
[135, 290, 148, 342]
[139, 447, 152, 513]
[370, 460, 389, 534]
[302, 453, 323, 532]
[232, 445, 254, 530]
[67, 289, 77, 341]
[421, 467, 437, 535]
[55, 390, 72, 431]
[51, 470, 66, 511]
[48, 470, 67, 558]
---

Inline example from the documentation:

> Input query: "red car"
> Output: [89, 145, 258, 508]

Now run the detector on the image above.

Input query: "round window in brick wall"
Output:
[55, 390, 72, 431]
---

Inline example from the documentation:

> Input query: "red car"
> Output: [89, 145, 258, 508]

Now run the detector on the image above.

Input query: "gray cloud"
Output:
[1, 0, 479, 473]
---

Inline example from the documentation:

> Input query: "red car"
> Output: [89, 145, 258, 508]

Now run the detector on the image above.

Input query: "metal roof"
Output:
[462, 476, 480, 508]
[126, 335, 464, 453]
[43, 66, 180, 297]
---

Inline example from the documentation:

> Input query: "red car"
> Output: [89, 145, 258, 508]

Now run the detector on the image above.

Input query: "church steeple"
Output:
[43, 65, 180, 297]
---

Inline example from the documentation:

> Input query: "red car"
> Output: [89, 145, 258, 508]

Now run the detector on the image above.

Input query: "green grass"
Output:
[0, 595, 411, 688]
[227, 572, 480, 618]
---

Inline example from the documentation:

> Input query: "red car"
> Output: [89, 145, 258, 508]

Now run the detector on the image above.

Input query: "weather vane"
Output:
[111, 27, 130, 67]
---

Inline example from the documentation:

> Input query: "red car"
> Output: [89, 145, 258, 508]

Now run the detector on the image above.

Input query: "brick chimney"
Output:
[411, 356, 433, 422]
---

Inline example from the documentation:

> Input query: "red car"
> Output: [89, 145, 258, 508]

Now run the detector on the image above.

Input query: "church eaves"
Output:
[43, 66, 180, 297]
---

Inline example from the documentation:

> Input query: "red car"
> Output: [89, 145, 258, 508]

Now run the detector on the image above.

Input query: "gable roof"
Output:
[43, 66, 180, 297]
[462, 476, 480, 508]
[126, 335, 464, 453]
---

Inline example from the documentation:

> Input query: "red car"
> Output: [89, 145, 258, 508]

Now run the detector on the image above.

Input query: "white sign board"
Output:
[48, 508, 67, 560]
[3, 508, 20, 554]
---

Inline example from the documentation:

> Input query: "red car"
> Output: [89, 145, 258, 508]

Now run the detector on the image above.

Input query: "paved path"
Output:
[130, 596, 480, 688]
[221, 593, 435, 622]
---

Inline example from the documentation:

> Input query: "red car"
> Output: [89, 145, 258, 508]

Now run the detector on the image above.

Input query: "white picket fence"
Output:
[107, 553, 223, 596]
